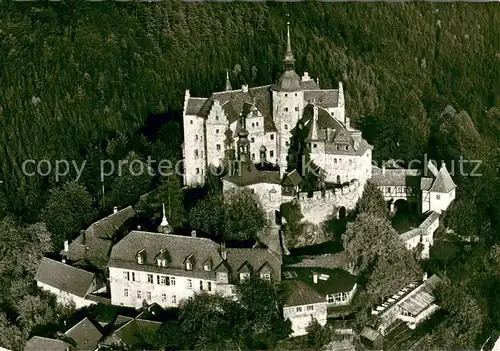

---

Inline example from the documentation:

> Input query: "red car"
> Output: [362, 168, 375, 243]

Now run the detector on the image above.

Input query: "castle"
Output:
[182, 23, 372, 193]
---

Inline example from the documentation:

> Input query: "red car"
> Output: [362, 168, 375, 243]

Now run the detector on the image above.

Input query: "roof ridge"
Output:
[126, 230, 219, 243]
[40, 257, 95, 276]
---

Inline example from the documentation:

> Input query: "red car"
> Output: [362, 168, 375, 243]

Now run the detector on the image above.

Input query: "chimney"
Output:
[62, 258, 66, 264]
[185, 89, 190, 99]
[113, 206, 118, 214]
[191, 230, 197, 237]
[423, 272, 428, 281]
[220, 241, 227, 260]
[312, 271, 318, 284]
[345, 116, 350, 129]
[137, 225, 142, 230]
[64, 240, 69, 252]
[241, 84, 249, 93]
[382, 165, 386, 175]
[301, 72, 311, 81]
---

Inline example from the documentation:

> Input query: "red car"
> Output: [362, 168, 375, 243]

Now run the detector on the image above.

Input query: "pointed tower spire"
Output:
[161, 203, 169, 227]
[283, 16, 295, 70]
[225, 70, 232, 91]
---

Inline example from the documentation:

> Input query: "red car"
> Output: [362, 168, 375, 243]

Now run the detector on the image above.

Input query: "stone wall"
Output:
[296, 180, 362, 225]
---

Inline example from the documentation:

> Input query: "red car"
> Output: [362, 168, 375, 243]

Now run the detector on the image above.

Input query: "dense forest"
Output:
[0, 0, 499, 349]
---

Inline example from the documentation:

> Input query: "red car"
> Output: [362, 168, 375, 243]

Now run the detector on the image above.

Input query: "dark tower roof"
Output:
[275, 21, 301, 92]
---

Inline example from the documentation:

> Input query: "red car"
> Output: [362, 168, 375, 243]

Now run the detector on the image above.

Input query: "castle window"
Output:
[295, 106, 299, 111]
[336, 145, 340, 150]
[252, 153, 255, 160]
[194, 149, 199, 157]
[436, 194, 441, 200]
[313, 144, 317, 148]
[240, 272, 250, 282]
[252, 123, 255, 127]
[196, 168, 200, 174]
[147, 274, 153, 283]
[285, 141, 289, 147]
[161, 293, 167, 302]
[187, 279, 193, 289]
[137, 290, 142, 299]
[284, 107, 288, 112]
[123, 271, 130, 281]
[216, 144, 221, 151]
[123, 288, 129, 297]
[285, 94, 288, 97]
[307, 305, 314, 311]
[146, 292, 151, 301]
[284, 124, 288, 130]
[334, 158, 337, 164]
[195, 135, 198, 140]
[215, 115, 219, 120]
[200, 280, 204, 290]
[190, 120, 193, 124]
[270, 150, 274, 158]
[345, 145, 349, 150]
[260, 273, 271, 281]
[251, 137, 255, 143]
[216, 129, 220, 134]
[172, 295, 177, 304]
[295, 93, 298, 97]
[208, 282, 212, 291]
[256, 122, 259, 126]
[296, 306, 303, 313]
[270, 134, 274, 140]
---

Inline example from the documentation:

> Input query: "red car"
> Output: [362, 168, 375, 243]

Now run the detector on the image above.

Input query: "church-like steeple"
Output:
[158, 202, 173, 234]
[236, 117, 250, 163]
[225, 70, 232, 91]
[283, 21, 296, 71]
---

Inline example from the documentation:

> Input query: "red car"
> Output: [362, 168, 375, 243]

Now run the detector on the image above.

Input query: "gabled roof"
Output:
[222, 162, 281, 186]
[226, 247, 282, 282]
[109, 231, 222, 280]
[64, 317, 103, 351]
[429, 164, 456, 193]
[112, 319, 161, 348]
[24, 336, 72, 351]
[371, 166, 422, 188]
[282, 169, 303, 187]
[61, 206, 137, 269]
[35, 257, 96, 298]
[304, 89, 339, 108]
[194, 85, 276, 132]
[286, 251, 349, 270]
[282, 267, 357, 295]
[420, 177, 434, 191]
[300, 80, 320, 90]
[284, 280, 325, 307]
[185, 97, 208, 116]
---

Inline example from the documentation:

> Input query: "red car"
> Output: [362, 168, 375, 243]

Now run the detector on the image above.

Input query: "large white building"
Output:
[108, 230, 282, 309]
[182, 24, 372, 189]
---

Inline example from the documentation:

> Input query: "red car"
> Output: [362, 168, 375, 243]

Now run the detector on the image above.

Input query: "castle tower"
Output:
[272, 20, 305, 177]
[157, 203, 173, 234]
[236, 120, 251, 163]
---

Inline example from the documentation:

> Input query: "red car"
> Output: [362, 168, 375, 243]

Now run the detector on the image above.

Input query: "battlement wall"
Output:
[296, 180, 362, 225]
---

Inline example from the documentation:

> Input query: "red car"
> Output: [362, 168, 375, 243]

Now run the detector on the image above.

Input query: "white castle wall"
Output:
[296, 181, 362, 225]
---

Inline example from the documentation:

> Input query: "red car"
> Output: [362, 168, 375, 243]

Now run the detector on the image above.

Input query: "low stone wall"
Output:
[296, 181, 362, 225]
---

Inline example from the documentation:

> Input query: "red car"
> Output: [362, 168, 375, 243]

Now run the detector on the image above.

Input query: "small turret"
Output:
[157, 203, 173, 234]
[225, 70, 232, 91]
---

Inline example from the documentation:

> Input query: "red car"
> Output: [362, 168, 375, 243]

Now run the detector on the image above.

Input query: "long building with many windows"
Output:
[108, 230, 282, 308]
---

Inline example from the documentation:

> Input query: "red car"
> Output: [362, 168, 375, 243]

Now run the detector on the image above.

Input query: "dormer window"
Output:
[137, 249, 146, 265]
[203, 258, 213, 272]
[156, 249, 170, 267]
[270, 134, 274, 140]
[185, 254, 195, 271]
[240, 272, 250, 282]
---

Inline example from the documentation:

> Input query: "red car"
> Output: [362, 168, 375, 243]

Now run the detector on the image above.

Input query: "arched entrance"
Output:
[338, 206, 347, 220]
[394, 199, 409, 214]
